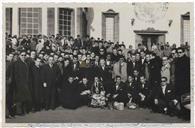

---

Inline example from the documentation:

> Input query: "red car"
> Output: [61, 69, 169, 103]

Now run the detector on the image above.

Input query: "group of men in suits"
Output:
[6, 34, 190, 119]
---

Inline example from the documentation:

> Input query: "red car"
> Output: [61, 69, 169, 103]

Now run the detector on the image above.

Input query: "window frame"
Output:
[102, 9, 119, 43]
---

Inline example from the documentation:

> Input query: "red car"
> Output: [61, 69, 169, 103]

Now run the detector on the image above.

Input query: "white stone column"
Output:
[42, 7, 47, 36]
[54, 7, 58, 35]
[12, 7, 19, 36]
[74, 8, 77, 38]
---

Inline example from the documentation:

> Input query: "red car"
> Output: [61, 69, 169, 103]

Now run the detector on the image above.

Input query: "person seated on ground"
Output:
[108, 76, 129, 110]
[78, 77, 91, 106]
[60, 76, 80, 109]
[125, 75, 139, 109]
[90, 76, 106, 108]
[137, 75, 152, 108]
[151, 77, 180, 116]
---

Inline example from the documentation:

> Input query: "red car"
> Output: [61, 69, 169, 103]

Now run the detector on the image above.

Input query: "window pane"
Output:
[27, 18, 33, 22]
[105, 17, 114, 42]
[33, 29, 38, 33]
[21, 13, 26, 17]
[27, 13, 32, 17]
[21, 8, 26, 12]
[28, 8, 32, 12]
[33, 8, 39, 12]
[27, 24, 32, 28]
[33, 13, 38, 17]
[21, 18, 26, 22]
[21, 23, 26, 28]
[21, 29, 26, 34]
[33, 18, 38, 22]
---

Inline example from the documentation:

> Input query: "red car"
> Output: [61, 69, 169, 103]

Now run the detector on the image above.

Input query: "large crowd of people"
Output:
[6, 33, 190, 120]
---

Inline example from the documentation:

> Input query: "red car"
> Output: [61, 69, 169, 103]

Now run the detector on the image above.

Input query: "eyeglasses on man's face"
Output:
[161, 79, 167, 82]
[21, 54, 26, 56]
[177, 51, 183, 54]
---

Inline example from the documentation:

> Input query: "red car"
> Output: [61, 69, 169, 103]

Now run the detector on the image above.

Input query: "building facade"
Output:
[3, 2, 193, 48]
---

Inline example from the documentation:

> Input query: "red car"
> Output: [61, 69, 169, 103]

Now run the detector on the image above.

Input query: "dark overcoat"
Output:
[13, 58, 31, 102]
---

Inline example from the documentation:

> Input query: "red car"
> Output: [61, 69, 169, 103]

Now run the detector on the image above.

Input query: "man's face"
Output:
[38, 54, 43, 59]
[140, 77, 145, 84]
[64, 60, 70, 66]
[136, 54, 140, 61]
[118, 50, 122, 55]
[54, 55, 59, 62]
[78, 54, 82, 61]
[162, 57, 168, 65]
[48, 57, 54, 64]
[91, 52, 95, 58]
[50, 53, 54, 56]
[35, 58, 41, 66]
[95, 56, 99, 61]
[13, 55, 18, 62]
[128, 76, 133, 83]
[31, 51, 36, 59]
[94, 77, 99, 82]
[116, 77, 121, 84]
[133, 70, 139, 76]
[131, 55, 136, 62]
[44, 54, 49, 61]
[100, 49, 104, 55]
[104, 42, 108, 47]
[161, 78, 167, 86]
[73, 50, 77, 56]
[140, 52, 145, 59]
[20, 52, 26, 61]
[7, 54, 14, 61]
[107, 54, 111, 60]
[65, 54, 69, 59]
[171, 50, 177, 58]
[68, 77, 74, 83]
[177, 49, 185, 58]
[113, 49, 117, 55]
[145, 54, 150, 62]
[99, 42, 103, 47]
[100, 59, 105, 66]
[82, 78, 88, 85]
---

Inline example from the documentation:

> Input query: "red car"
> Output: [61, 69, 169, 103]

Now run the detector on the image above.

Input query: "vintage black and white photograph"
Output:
[1, 1, 193, 126]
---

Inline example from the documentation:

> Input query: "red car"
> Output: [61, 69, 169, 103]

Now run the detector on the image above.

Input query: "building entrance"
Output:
[134, 28, 167, 50]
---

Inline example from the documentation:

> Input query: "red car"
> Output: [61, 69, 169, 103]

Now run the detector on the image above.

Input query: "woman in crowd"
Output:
[90, 76, 106, 108]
